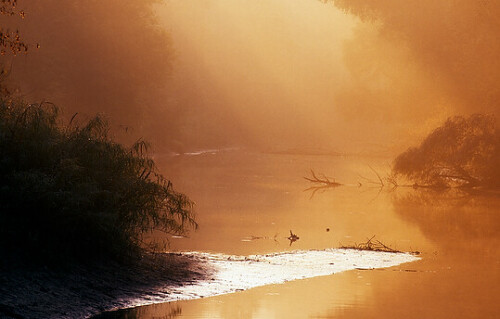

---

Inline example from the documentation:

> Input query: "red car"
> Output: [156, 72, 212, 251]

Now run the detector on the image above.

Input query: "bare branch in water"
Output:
[304, 169, 342, 187]
[340, 235, 403, 253]
[368, 165, 384, 187]
[304, 170, 343, 199]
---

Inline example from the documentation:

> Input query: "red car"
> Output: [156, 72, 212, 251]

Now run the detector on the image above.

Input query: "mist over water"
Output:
[3, 0, 498, 155]
[156, 0, 355, 152]
[2, 2, 499, 318]
[97, 151, 500, 319]
[332, 0, 500, 149]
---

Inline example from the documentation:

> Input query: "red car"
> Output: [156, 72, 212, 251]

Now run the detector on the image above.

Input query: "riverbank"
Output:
[0, 249, 419, 319]
[0, 253, 211, 319]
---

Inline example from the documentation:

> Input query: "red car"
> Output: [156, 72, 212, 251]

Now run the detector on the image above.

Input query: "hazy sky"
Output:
[157, 0, 356, 152]
[157, 0, 499, 154]
[3, 0, 498, 154]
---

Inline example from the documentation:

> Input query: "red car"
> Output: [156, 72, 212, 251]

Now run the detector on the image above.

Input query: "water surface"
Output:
[102, 150, 499, 318]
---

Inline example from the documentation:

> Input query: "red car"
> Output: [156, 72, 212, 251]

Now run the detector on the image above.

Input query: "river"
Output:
[98, 150, 499, 318]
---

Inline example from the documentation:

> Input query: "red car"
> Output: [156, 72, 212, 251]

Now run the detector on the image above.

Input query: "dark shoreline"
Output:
[0, 253, 212, 319]
[0, 249, 420, 319]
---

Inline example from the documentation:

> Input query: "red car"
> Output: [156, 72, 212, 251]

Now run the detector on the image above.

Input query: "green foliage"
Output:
[0, 94, 196, 264]
[393, 114, 500, 188]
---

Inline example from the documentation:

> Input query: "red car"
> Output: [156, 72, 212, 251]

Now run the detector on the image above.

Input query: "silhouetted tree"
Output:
[0, 93, 197, 263]
[393, 114, 500, 188]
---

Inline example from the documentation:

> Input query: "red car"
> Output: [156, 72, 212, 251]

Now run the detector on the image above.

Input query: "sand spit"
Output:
[0, 249, 419, 319]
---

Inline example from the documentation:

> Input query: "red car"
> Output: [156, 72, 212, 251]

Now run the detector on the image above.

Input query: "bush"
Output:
[0, 95, 197, 264]
[393, 114, 500, 188]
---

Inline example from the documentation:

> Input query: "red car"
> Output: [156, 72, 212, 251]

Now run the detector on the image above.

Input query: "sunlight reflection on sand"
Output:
[125, 249, 419, 308]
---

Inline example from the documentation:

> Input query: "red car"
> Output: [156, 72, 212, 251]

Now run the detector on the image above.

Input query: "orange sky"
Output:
[3, 0, 499, 154]
[156, 0, 356, 152]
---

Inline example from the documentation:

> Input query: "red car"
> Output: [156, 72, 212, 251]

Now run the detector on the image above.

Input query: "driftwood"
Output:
[304, 170, 343, 198]
[304, 166, 478, 200]
[304, 170, 342, 187]
[357, 165, 385, 187]
[340, 235, 401, 253]
[241, 234, 279, 243]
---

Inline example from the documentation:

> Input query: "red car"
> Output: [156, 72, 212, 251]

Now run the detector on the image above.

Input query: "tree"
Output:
[3, 0, 180, 151]
[0, 0, 34, 55]
[393, 114, 500, 188]
[0, 93, 197, 263]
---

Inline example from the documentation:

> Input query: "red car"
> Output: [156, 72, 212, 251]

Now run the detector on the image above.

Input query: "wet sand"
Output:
[0, 249, 418, 319]
[0, 254, 208, 319]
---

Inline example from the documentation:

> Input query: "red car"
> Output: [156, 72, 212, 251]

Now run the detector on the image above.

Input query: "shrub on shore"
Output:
[0, 94, 197, 265]
[393, 114, 499, 188]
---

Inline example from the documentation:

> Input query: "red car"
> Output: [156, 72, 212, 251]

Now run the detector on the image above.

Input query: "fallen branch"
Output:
[358, 165, 385, 188]
[340, 235, 402, 253]
[368, 165, 384, 187]
[304, 169, 342, 187]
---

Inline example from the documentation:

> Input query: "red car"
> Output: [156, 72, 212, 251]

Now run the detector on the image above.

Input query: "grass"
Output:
[0, 93, 197, 265]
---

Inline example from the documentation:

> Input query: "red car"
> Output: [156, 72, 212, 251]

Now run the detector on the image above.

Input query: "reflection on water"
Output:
[104, 151, 499, 318]
[95, 304, 182, 319]
[152, 151, 430, 256]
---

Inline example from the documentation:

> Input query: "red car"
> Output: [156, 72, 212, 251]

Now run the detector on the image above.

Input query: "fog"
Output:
[156, 0, 354, 153]
[2, 0, 179, 148]
[3, 0, 499, 154]
[332, 0, 500, 151]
